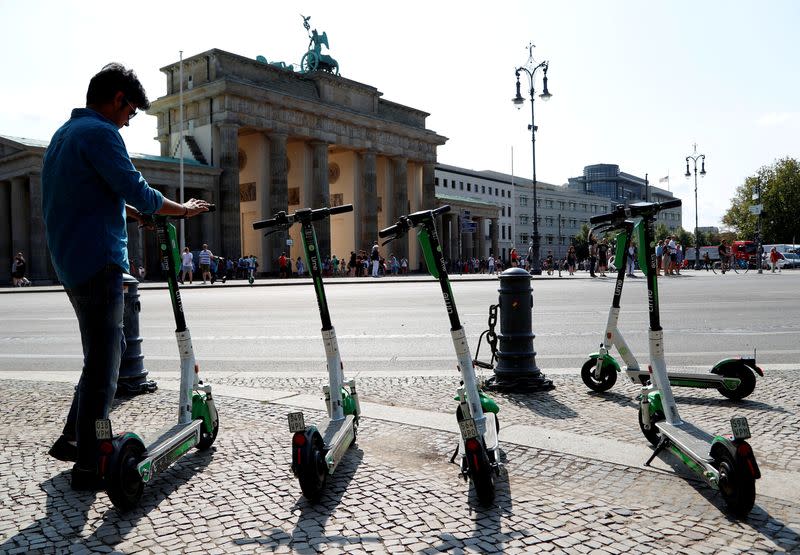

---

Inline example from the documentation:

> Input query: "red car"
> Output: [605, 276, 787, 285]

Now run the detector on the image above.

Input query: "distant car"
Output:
[763, 252, 800, 269]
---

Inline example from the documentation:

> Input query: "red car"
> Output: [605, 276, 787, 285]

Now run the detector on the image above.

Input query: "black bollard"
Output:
[117, 273, 157, 395]
[484, 267, 554, 392]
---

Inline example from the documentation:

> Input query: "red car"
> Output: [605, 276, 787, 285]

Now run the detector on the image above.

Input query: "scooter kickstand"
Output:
[644, 435, 670, 467]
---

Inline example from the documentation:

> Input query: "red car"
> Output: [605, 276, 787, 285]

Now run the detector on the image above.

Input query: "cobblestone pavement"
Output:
[1, 379, 799, 554]
[161, 369, 800, 474]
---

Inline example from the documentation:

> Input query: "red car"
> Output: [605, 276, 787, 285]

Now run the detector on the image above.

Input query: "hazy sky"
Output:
[2, 0, 798, 229]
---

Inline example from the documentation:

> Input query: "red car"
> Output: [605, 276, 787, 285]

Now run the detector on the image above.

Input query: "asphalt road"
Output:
[1, 271, 798, 376]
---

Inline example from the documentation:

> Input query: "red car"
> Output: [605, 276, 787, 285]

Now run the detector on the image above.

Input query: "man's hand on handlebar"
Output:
[182, 198, 212, 218]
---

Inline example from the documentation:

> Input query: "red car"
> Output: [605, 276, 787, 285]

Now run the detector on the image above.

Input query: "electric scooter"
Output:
[96, 207, 220, 512]
[581, 219, 762, 400]
[253, 204, 360, 502]
[590, 201, 761, 517]
[379, 205, 501, 506]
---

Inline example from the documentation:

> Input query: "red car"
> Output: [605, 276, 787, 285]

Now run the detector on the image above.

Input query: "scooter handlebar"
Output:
[589, 199, 683, 226]
[252, 204, 353, 230]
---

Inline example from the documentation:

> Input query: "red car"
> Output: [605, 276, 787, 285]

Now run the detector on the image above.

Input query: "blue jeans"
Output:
[62, 265, 125, 470]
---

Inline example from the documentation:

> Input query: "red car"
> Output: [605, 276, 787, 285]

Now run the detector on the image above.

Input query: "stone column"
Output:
[463, 223, 474, 262]
[392, 157, 408, 260]
[217, 123, 240, 260]
[259, 133, 272, 268]
[10, 176, 30, 261]
[311, 142, 331, 256]
[267, 133, 288, 273]
[360, 151, 377, 251]
[449, 213, 459, 266]
[0, 181, 10, 283]
[491, 217, 500, 258]
[422, 162, 436, 211]
[475, 216, 486, 260]
[158, 135, 170, 157]
[27, 173, 49, 282]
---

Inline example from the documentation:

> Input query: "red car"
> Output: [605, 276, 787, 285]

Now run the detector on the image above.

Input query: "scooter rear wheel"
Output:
[581, 358, 617, 392]
[715, 449, 756, 517]
[638, 407, 664, 447]
[715, 363, 756, 401]
[466, 441, 495, 507]
[107, 440, 145, 512]
[298, 439, 328, 503]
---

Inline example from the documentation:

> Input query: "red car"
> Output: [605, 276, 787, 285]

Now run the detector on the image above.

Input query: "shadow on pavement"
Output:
[234, 446, 375, 551]
[647, 445, 800, 551]
[499, 391, 579, 419]
[0, 448, 213, 553]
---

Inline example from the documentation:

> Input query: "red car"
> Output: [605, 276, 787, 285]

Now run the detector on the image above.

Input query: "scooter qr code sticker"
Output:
[730, 416, 751, 440]
[95, 419, 112, 440]
[459, 418, 479, 439]
[288, 412, 306, 433]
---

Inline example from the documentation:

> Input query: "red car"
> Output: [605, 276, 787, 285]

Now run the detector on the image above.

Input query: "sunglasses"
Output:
[124, 98, 138, 120]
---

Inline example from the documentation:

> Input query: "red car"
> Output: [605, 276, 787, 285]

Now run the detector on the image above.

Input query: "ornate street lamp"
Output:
[513, 42, 551, 275]
[685, 144, 706, 270]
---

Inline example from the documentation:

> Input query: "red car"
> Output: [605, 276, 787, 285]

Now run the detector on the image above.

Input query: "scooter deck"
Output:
[318, 415, 356, 473]
[629, 369, 730, 386]
[655, 421, 714, 463]
[143, 421, 201, 460]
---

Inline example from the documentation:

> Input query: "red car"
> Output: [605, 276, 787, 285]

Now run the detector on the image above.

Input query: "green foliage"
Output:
[655, 223, 670, 242]
[722, 157, 800, 243]
[573, 223, 590, 259]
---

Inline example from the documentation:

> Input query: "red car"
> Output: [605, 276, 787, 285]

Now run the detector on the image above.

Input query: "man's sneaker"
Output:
[70, 466, 104, 492]
[48, 435, 77, 462]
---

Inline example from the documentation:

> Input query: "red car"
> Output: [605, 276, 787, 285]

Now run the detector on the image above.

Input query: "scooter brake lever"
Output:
[381, 236, 397, 247]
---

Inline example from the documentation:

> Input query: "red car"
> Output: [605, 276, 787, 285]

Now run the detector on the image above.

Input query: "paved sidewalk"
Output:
[1, 368, 799, 554]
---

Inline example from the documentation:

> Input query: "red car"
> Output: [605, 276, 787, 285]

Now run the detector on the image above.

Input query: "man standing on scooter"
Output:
[42, 63, 210, 490]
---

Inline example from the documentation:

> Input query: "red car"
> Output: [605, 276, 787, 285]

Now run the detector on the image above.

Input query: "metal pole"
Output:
[757, 179, 763, 274]
[694, 169, 699, 270]
[530, 91, 540, 275]
[179, 50, 185, 252]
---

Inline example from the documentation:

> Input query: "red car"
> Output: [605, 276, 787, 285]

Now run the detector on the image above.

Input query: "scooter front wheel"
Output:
[581, 358, 617, 392]
[106, 440, 145, 512]
[638, 407, 664, 447]
[197, 413, 219, 450]
[715, 448, 756, 517]
[715, 363, 756, 401]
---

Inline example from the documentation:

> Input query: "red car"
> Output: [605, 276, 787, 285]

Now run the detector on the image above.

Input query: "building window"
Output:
[467, 183, 471, 192]
[545, 217, 553, 226]
[502, 206, 505, 217]
[435, 177, 440, 186]
[520, 196, 528, 206]
[569, 202, 576, 210]
[481, 185, 485, 194]
[460, 182, 464, 190]
[520, 232, 529, 244]
[559, 201, 565, 210]
[501, 225, 505, 240]
[519, 215, 529, 225]
[443, 179, 448, 187]
[546, 235, 554, 245]
[508, 206, 511, 218]
[496, 188, 499, 196]
[545, 200, 553, 209]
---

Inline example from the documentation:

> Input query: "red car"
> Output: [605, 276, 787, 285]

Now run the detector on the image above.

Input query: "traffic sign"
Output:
[749, 204, 763, 215]
[461, 221, 478, 233]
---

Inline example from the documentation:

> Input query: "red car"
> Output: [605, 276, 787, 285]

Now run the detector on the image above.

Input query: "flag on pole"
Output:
[659, 175, 669, 184]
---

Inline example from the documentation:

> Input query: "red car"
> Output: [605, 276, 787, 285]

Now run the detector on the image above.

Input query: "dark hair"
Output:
[86, 63, 150, 109]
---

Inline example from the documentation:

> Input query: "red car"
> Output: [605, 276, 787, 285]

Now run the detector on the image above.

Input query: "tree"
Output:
[722, 157, 800, 244]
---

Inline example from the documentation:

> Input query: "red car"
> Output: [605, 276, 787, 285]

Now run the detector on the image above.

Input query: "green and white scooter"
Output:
[96, 208, 219, 512]
[253, 204, 360, 502]
[380, 205, 501, 506]
[581, 219, 762, 399]
[590, 201, 761, 517]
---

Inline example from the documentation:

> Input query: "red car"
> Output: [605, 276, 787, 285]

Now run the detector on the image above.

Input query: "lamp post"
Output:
[755, 179, 764, 274]
[513, 42, 551, 275]
[685, 144, 706, 270]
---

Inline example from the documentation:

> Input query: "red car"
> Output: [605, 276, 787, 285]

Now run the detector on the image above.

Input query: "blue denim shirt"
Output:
[42, 108, 164, 288]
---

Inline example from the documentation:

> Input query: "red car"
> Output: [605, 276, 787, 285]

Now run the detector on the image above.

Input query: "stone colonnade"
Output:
[0, 173, 52, 283]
